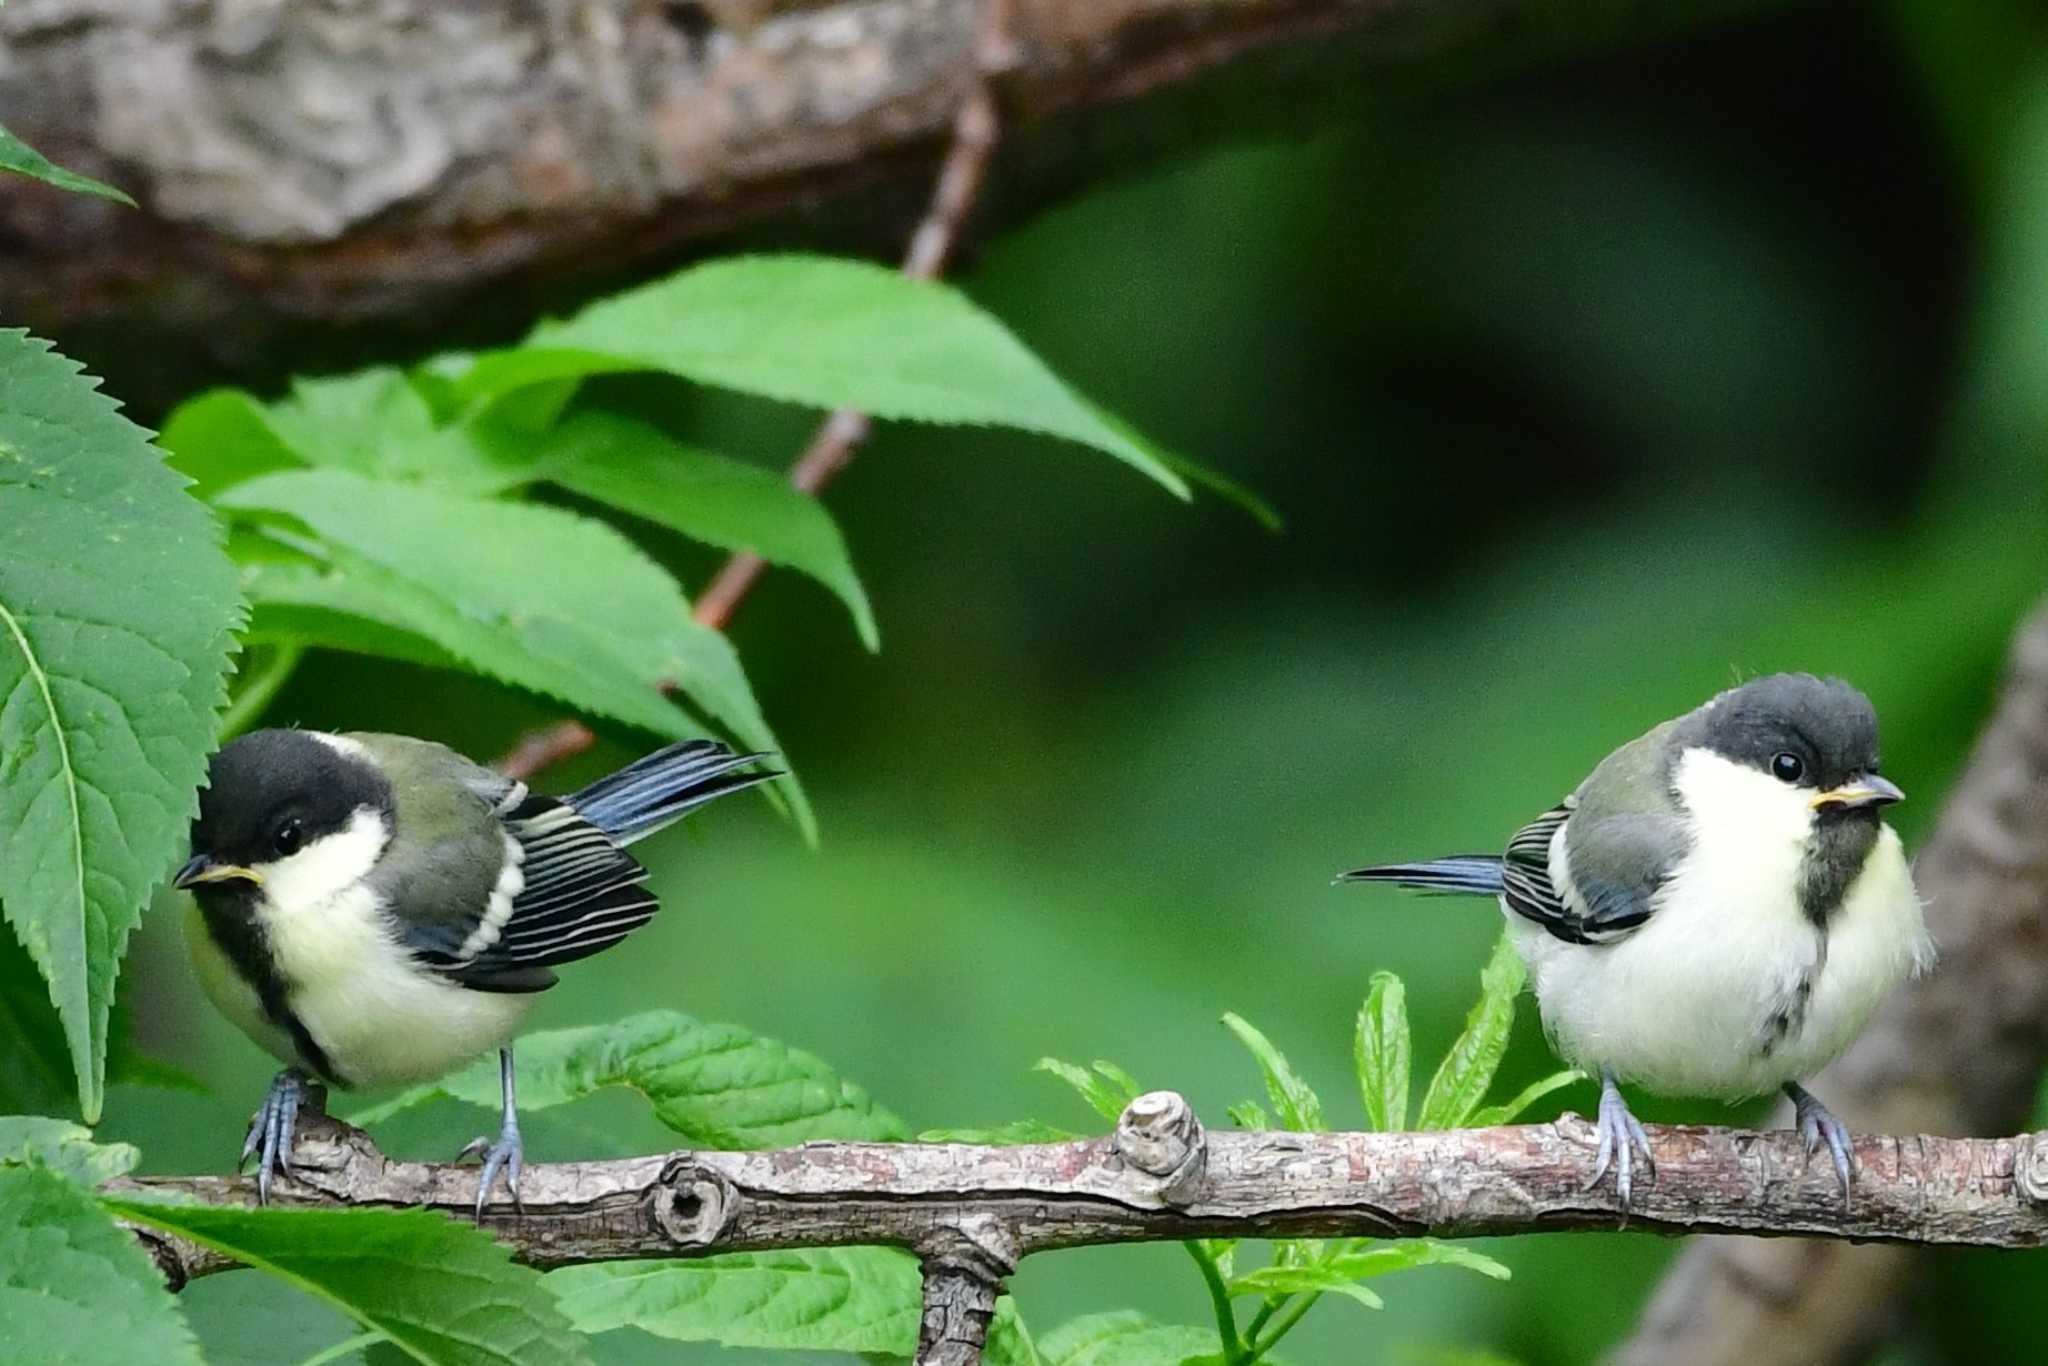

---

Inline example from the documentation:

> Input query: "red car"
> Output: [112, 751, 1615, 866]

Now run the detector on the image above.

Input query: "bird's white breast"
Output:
[183, 807, 530, 1090]
[1509, 748, 1932, 1101]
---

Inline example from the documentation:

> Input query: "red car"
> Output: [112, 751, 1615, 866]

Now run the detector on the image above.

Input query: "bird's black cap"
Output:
[1674, 673, 1881, 792]
[189, 729, 393, 872]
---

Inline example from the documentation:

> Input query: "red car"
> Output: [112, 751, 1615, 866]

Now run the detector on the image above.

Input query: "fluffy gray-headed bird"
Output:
[1341, 674, 1932, 1205]
[176, 728, 775, 1209]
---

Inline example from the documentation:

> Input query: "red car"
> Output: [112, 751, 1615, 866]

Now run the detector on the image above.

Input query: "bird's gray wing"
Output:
[1516, 722, 1693, 947]
[351, 732, 652, 992]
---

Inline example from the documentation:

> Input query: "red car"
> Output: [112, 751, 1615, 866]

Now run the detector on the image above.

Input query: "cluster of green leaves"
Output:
[932, 930, 1577, 1366]
[0, 114, 1208, 1127]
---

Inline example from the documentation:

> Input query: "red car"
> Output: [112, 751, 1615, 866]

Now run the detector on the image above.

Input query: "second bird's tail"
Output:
[1337, 855, 1505, 896]
[570, 740, 778, 845]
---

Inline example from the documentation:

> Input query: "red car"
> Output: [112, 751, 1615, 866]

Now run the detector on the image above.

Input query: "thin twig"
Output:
[118, 1092, 2048, 1294]
[497, 0, 1012, 780]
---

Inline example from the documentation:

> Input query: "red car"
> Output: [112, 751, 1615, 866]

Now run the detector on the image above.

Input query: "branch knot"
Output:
[650, 1159, 738, 1249]
[1113, 1090, 1207, 1203]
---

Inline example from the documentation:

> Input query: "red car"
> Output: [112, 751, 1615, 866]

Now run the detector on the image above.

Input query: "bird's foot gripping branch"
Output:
[7, 950, 2044, 1366]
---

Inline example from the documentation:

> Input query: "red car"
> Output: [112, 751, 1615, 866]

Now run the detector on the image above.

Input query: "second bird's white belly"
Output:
[1510, 755, 1931, 1101]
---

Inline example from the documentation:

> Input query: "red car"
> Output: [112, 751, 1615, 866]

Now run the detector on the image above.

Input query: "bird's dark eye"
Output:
[272, 818, 304, 857]
[1770, 752, 1806, 784]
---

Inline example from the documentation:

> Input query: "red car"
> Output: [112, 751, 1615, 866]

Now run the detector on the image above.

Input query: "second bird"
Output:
[176, 729, 775, 1210]
[1342, 673, 1932, 1205]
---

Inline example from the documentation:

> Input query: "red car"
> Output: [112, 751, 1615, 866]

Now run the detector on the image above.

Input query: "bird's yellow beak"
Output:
[172, 854, 263, 890]
[1810, 774, 1905, 811]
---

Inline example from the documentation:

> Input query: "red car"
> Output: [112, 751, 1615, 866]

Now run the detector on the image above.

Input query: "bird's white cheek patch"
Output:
[1669, 747, 1815, 852]
[259, 807, 391, 910]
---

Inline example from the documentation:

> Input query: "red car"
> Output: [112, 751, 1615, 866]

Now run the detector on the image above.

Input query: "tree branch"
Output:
[0, 0, 1742, 346]
[1613, 597, 2048, 1365]
[117, 1092, 2048, 1299]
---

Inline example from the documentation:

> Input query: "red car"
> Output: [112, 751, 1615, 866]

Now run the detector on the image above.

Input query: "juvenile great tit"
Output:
[1341, 673, 1932, 1206]
[176, 728, 775, 1209]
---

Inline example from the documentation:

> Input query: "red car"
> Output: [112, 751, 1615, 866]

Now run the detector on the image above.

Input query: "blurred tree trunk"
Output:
[0, 0, 1762, 406]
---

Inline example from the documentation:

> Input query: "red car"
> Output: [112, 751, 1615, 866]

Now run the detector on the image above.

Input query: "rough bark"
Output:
[115, 1093, 2048, 1296]
[1612, 601, 2048, 1365]
[0, 0, 1734, 344]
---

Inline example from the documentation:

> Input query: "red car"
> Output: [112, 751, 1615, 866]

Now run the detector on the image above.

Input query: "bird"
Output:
[174, 727, 776, 1211]
[1340, 673, 1933, 1207]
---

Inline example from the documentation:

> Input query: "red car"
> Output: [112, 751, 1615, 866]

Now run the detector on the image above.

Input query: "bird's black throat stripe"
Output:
[1797, 811, 1881, 930]
[195, 889, 345, 1087]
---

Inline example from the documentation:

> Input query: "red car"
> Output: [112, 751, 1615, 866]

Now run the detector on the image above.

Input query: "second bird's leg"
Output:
[240, 1067, 309, 1205]
[459, 1045, 524, 1217]
[1786, 1080, 1856, 1201]
[1586, 1070, 1656, 1210]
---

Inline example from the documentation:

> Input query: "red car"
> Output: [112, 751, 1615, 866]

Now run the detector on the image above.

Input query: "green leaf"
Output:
[240, 560, 467, 673]
[1355, 971, 1411, 1132]
[917, 1119, 1078, 1144]
[104, 1199, 590, 1366]
[158, 389, 306, 499]
[264, 371, 529, 493]
[1228, 1263, 1385, 1311]
[0, 1115, 138, 1184]
[1037, 1311, 1225, 1366]
[548, 1248, 920, 1353]
[351, 1010, 905, 1146]
[538, 410, 878, 649]
[0, 330, 240, 1121]
[463, 255, 1190, 496]
[1033, 1057, 1139, 1124]
[1324, 1239, 1510, 1283]
[1220, 1013, 1324, 1132]
[215, 469, 809, 837]
[1416, 931, 1528, 1131]
[0, 1165, 201, 1365]
[985, 1303, 1045, 1366]
[0, 124, 135, 204]
[1225, 1100, 1269, 1130]
[1467, 1068, 1588, 1128]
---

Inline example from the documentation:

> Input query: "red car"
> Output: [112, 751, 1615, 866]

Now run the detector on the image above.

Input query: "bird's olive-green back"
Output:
[347, 732, 512, 927]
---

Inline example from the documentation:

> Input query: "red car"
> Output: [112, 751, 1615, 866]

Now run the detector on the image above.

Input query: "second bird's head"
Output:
[175, 730, 395, 907]
[1665, 673, 1903, 831]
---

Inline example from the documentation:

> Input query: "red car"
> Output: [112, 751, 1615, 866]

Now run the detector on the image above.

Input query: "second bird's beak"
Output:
[1811, 773, 1906, 812]
[172, 854, 263, 890]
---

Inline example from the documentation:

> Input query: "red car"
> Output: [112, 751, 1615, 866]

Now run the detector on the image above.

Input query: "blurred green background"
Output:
[70, 0, 2048, 1361]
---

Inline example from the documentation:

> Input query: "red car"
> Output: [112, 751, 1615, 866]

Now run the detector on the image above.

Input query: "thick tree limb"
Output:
[115, 1092, 2048, 1300]
[1613, 599, 2048, 1365]
[0, 0, 1748, 346]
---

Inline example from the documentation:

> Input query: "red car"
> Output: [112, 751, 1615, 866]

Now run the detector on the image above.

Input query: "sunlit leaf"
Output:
[0, 1116, 138, 1185]
[0, 331, 239, 1121]
[458, 256, 1191, 496]
[0, 125, 134, 204]
[1468, 1068, 1587, 1127]
[0, 1166, 201, 1365]
[1221, 1013, 1324, 1132]
[1036, 1311, 1227, 1366]
[216, 469, 809, 837]
[536, 411, 877, 649]
[105, 1198, 590, 1366]
[1355, 971, 1411, 1132]
[1033, 1058, 1139, 1124]
[1416, 931, 1527, 1131]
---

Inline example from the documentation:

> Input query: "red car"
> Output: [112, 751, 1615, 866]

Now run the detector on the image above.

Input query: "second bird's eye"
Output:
[1770, 752, 1806, 784]
[272, 818, 304, 857]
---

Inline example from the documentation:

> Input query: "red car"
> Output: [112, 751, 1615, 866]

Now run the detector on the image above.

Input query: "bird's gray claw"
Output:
[1788, 1083, 1855, 1203]
[242, 1069, 306, 1205]
[462, 1126, 525, 1218]
[1585, 1074, 1655, 1212]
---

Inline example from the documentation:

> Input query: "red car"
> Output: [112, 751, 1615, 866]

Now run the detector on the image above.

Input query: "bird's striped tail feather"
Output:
[569, 740, 778, 845]
[1337, 855, 1505, 896]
